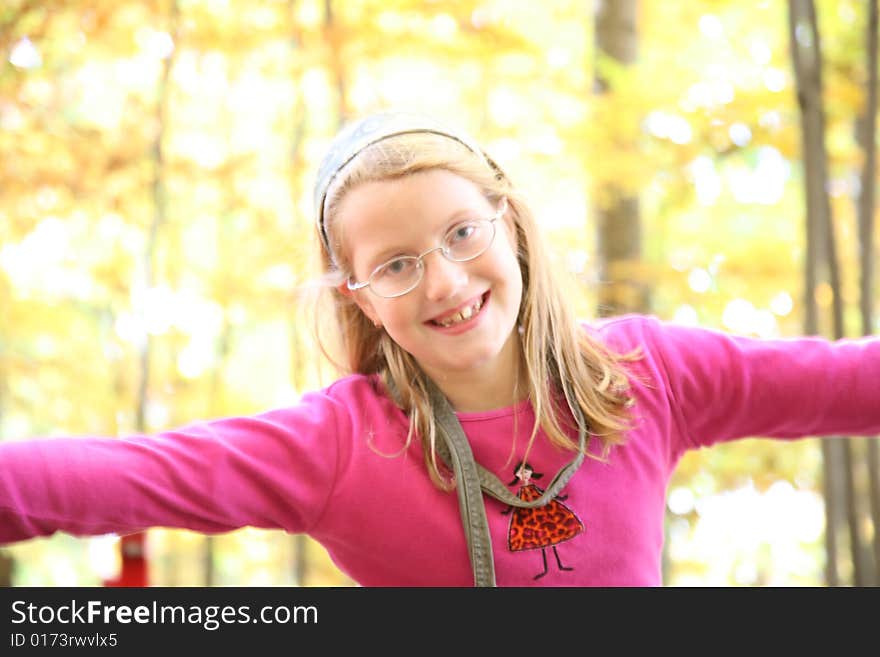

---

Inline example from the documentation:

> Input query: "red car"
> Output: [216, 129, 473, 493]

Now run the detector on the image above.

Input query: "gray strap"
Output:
[427, 381, 587, 508]
[424, 378, 589, 587]
[426, 381, 497, 586]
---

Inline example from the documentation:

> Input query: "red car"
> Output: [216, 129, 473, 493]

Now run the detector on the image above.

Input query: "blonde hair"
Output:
[314, 132, 636, 490]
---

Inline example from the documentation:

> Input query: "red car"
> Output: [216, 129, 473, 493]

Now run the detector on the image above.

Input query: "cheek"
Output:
[499, 253, 524, 319]
[373, 298, 416, 331]
[352, 292, 380, 325]
[496, 243, 524, 293]
[501, 216, 519, 252]
[497, 224, 522, 275]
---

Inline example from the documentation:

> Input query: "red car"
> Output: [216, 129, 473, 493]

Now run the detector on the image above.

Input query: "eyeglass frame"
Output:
[346, 196, 509, 298]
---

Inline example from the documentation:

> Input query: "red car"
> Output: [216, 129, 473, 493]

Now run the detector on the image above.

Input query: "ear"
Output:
[338, 282, 383, 328]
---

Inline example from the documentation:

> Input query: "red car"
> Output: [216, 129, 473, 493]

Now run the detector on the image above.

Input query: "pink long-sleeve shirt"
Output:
[1, 315, 878, 585]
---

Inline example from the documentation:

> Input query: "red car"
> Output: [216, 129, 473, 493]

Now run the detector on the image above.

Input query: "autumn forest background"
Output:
[1, 0, 878, 586]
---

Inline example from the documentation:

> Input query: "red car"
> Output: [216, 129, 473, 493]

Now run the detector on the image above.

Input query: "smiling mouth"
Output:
[428, 292, 488, 328]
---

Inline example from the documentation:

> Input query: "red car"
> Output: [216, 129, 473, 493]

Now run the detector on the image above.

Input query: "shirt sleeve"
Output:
[638, 316, 880, 450]
[0, 389, 346, 544]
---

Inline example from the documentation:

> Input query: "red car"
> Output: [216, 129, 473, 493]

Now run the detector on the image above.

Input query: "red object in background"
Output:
[103, 532, 148, 587]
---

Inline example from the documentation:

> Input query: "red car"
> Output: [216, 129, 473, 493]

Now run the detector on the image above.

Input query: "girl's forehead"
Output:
[345, 169, 487, 216]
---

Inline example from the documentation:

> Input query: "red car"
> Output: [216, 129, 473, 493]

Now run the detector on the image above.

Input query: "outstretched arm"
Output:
[638, 317, 880, 450]
[0, 390, 346, 544]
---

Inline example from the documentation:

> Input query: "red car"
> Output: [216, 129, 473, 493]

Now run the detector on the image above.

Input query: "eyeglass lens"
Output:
[370, 219, 496, 297]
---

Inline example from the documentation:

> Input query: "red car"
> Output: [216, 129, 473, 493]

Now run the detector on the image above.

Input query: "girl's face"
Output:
[336, 169, 524, 382]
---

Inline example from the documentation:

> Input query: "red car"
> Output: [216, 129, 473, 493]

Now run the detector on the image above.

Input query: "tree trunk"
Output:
[201, 323, 232, 586]
[857, 0, 880, 585]
[806, 0, 874, 587]
[788, 0, 841, 586]
[0, 551, 12, 586]
[593, 0, 649, 317]
[0, 343, 12, 586]
[288, 0, 313, 586]
[324, 0, 349, 127]
[788, 0, 871, 585]
[126, 0, 179, 588]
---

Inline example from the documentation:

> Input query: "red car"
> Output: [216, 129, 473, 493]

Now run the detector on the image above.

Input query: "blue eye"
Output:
[449, 222, 478, 243]
[377, 257, 417, 278]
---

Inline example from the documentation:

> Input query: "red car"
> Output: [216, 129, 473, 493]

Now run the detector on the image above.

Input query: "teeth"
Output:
[441, 313, 463, 327]
[436, 296, 484, 327]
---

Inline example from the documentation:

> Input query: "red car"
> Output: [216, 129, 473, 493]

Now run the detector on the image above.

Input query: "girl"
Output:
[1, 112, 879, 586]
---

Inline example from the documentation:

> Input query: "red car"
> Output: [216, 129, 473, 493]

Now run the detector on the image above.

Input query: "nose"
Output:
[421, 250, 468, 302]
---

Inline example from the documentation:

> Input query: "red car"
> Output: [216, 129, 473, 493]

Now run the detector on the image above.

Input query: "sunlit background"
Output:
[1, 0, 877, 586]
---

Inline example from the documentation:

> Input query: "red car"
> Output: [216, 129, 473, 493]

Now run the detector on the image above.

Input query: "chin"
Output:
[430, 344, 508, 374]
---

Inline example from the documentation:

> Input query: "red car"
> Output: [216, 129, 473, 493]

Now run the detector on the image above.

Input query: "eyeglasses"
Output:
[347, 197, 508, 298]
